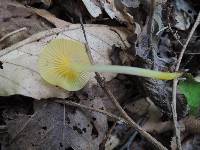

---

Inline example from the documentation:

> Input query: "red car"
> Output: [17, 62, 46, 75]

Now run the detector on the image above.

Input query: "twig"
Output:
[79, 14, 167, 150]
[172, 80, 182, 150]
[0, 27, 27, 43]
[54, 99, 125, 122]
[0, 27, 66, 58]
[172, 11, 200, 150]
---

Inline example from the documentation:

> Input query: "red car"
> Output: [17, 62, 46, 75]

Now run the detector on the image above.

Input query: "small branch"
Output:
[54, 99, 125, 122]
[79, 14, 167, 150]
[172, 11, 200, 150]
[172, 80, 182, 150]
[0, 27, 27, 43]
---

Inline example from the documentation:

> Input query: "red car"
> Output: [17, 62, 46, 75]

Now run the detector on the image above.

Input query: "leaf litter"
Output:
[0, 0, 200, 149]
[3, 97, 107, 149]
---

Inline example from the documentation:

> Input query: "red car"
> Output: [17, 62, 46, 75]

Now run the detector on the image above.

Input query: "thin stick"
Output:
[172, 11, 200, 150]
[54, 99, 125, 122]
[79, 14, 167, 150]
[172, 80, 182, 150]
[0, 27, 27, 43]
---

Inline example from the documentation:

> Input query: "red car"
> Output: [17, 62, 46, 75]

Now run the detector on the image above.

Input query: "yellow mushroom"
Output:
[38, 39, 182, 91]
[38, 39, 91, 91]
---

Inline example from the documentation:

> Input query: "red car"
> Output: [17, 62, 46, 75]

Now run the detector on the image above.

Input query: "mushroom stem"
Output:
[74, 64, 182, 80]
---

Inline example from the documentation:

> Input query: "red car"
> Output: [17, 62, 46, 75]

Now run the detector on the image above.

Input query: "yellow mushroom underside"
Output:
[38, 39, 91, 91]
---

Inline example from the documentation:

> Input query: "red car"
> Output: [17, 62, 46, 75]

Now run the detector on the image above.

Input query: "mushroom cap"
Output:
[38, 39, 91, 91]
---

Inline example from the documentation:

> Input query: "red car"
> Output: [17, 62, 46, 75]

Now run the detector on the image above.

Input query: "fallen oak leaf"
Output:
[0, 24, 129, 99]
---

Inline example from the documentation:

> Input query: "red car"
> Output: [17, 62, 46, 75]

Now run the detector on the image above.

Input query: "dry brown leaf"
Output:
[5, 100, 107, 149]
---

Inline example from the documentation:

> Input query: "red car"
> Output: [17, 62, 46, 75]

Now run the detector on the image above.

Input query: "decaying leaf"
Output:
[0, 24, 129, 99]
[4, 99, 107, 149]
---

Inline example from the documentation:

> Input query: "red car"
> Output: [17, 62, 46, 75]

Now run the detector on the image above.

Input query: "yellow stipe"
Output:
[38, 39, 91, 91]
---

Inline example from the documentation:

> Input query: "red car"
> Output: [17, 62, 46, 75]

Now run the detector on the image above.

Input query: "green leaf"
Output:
[179, 77, 200, 114]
